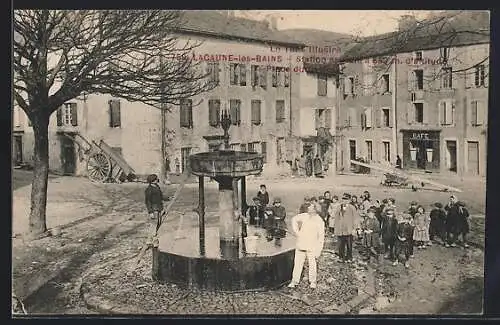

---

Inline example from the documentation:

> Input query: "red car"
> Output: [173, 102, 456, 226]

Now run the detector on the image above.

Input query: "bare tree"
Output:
[13, 10, 214, 237]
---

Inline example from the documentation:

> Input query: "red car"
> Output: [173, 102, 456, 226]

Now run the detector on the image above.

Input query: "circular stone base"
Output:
[153, 226, 295, 292]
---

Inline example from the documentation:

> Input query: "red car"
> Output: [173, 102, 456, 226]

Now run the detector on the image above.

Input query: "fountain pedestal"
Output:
[152, 150, 295, 291]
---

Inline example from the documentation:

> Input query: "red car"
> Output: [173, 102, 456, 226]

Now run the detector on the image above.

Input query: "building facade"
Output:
[338, 13, 489, 177]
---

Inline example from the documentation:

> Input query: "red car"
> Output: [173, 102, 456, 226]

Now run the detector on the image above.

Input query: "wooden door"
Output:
[61, 136, 76, 175]
[467, 141, 479, 175]
[13, 135, 23, 165]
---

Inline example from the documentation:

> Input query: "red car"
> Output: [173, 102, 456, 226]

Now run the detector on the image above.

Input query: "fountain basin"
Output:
[189, 151, 264, 178]
[153, 226, 295, 291]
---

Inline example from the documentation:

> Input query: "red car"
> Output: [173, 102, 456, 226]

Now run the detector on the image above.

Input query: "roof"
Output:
[177, 11, 306, 48]
[341, 11, 490, 62]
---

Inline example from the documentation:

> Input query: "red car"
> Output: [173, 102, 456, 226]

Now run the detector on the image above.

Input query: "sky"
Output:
[234, 10, 435, 36]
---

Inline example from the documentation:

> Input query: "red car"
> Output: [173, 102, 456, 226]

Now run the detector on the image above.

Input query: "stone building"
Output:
[337, 11, 489, 177]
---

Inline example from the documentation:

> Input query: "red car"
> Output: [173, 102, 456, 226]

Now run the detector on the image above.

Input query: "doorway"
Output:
[60, 136, 76, 175]
[446, 140, 457, 172]
[13, 135, 23, 166]
[467, 141, 479, 175]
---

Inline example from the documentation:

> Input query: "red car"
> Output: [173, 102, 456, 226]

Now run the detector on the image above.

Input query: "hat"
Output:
[303, 196, 311, 201]
[434, 202, 443, 208]
[342, 193, 351, 200]
[382, 199, 388, 204]
[367, 206, 377, 213]
[410, 201, 418, 205]
[273, 197, 281, 204]
[147, 174, 158, 184]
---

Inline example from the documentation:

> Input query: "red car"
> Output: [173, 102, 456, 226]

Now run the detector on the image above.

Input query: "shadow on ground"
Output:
[13, 169, 60, 191]
[437, 276, 483, 314]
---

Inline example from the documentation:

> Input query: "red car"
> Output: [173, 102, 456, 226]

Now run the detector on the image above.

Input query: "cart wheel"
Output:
[87, 153, 112, 182]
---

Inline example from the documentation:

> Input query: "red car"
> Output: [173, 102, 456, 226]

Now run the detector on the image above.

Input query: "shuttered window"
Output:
[475, 65, 486, 87]
[275, 100, 285, 123]
[317, 74, 327, 96]
[239, 64, 247, 86]
[442, 67, 453, 88]
[440, 100, 454, 125]
[272, 67, 278, 87]
[180, 99, 193, 128]
[259, 66, 267, 89]
[325, 109, 332, 128]
[364, 107, 373, 128]
[230, 99, 241, 125]
[208, 99, 221, 127]
[471, 100, 485, 126]
[261, 142, 267, 163]
[57, 103, 78, 126]
[284, 69, 290, 87]
[251, 65, 259, 86]
[206, 62, 220, 84]
[109, 99, 121, 127]
[251, 100, 261, 125]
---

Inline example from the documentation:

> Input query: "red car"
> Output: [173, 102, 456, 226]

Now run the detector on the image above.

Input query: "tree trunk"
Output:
[28, 112, 50, 236]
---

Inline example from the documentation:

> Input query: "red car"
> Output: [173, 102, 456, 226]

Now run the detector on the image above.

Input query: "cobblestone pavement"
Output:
[12, 171, 485, 315]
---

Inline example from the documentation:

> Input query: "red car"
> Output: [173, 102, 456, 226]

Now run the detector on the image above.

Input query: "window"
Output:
[229, 99, 241, 125]
[382, 108, 390, 127]
[440, 100, 454, 125]
[230, 143, 240, 151]
[108, 99, 121, 127]
[251, 100, 261, 125]
[248, 142, 256, 152]
[239, 64, 247, 86]
[272, 67, 279, 87]
[251, 65, 259, 86]
[316, 109, 324, 129]
[415, 51, 423, 61]
[317, 74, 327, 96]
[181, 147, 191, 174]
[383, 141, 391, 162]
[475, 65, 485, 87]
[230, 63, 247, 86]
[56, 102, 78, 126]
[442, 67, 453, 88]
[471, 100, 485, 126]
[284, 68, 290, 87]
[325, 109, 332, 129]
[363, 107, 372, 128]
[346, 76, 355, 95]
[240, 143, 247, 152]
[413, 69, 424, 90]
[276, 137, 284, 165]
[275, 100, 285, 123]
[179, 99, 193, 128]
[208, 99, 221, 127]
[207, 62, 220, 84]
[261, 142, 267, 163]
[442, 48, 449, 62]
[414, 102, 424, 123]
[366, 141, 373, 161]
[382, 74, 390, 93]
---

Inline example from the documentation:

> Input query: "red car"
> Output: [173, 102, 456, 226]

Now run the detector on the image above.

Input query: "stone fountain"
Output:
[152, 109, 295, 291]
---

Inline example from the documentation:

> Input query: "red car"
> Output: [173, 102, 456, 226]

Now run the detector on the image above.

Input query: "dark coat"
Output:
[333, 204, 359, 236]
[305, 157, 313, 176]
[381, 215, 398, 244]
[299, 202, 310, 214]
[256, 191, 269, 206]
[145, 184, 163, 213]
[361, 216, 381, 248]
[445, 203, 461, 232]
[272, 206, 287, 238]
[430, 208, 446, 230]
[247, 205, 260, 226]
[457, 206, 470, 234]
[313, 157, 323, 175]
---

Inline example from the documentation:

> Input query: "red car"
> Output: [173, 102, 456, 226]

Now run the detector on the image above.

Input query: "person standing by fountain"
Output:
[288, 203, 325, 289]
[256, 184, 270, 226]
[247, 197, 262, 227]
[272, 198, 287, 247]
[313, 154, 324, 178]
[145, 174, 164, 221]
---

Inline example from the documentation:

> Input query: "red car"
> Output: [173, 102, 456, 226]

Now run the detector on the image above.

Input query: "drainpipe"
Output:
[391, 54, 398, 165]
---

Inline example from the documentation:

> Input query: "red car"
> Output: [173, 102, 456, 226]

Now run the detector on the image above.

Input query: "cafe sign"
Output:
[409, 132, 431, 140]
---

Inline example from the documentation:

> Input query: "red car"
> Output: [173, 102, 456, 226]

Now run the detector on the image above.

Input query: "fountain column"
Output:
[217, 176, 240, 260]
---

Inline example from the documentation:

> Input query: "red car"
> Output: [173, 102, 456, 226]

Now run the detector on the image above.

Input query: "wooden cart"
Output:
[63, 133, 136, 183]
[382, 172, 409, 187]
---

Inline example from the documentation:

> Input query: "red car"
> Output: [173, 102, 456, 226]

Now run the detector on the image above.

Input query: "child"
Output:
[310, 196, 320, 214]
[444, 195, 460, 248]
[247, 197, 261, 227]
[413, 205, 430, 248]
[408, 201, 419, 218]
[394, 213, 413, 268]
[323, 191, 333, 227]
[328, 195, 340, 235]
[318, 196, 329, 228]
[145, 174, 164, 221]
[429, 202, 447, 245]
[256, 184, 270, 227]
[457, 201, 470, 248]
[272, 198, 287, 247]
[361, 206, 381, 263]
[263, 207, 275, 241]
[381, 208, 398, 261]
[299, 196, 311, 214]
[350, 195, 359, 210]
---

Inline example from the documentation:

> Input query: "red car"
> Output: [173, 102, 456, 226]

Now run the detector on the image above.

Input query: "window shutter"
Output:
[315, 109, 320, 129]
[55, 107, 62, 126]
[188, 100, 193, 128]
[449, 99, 454, 125]
[284, 69, 290, 87]
[70, 104, 78, 126]
[230, 64, 236, 85]
[471, 101, 477, 126]
[408, 71, 414, 91]
[484, 65, 489, 88]
[365, 108, 372, 128]
[407, 103, 414, 124]
[444, 101, 453, 125]
[375, 108, 381, 127]
[259, 67, 267, 88]
[240, 65, 247, 85]
[388, 109, 394, 127]
[422, 102, 429, 124]
[360, 111, 366, 129]
[325, 109, 332, 129]
[237, 100, 241, 124]
[351, 108, 358, 126]
[477, 101, 485, 125]
[439, 101, 445, 125]
[208, 100, 218, 127]
[261, 142, 267, 163]
[109, 100, 121, 127]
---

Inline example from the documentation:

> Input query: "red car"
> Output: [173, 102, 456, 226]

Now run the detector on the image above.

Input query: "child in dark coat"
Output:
[444, 195, 461, 247]
[256, 184, 270, 226]
[429, 202, 446, 245]
[394, 213, 413, 268]
[361, 206, 381, 263]
[299, 196, 311, 214]
[271, 198, 287, 247]
[381, 208, 398, 261]
[145, 174, 164, 220]
[457, 201, 470, 248]
[247, 197, 261, 227]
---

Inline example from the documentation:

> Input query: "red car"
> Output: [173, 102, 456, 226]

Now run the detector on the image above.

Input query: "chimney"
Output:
[398, 15, 418, 31]
[268, 16, 278, 30]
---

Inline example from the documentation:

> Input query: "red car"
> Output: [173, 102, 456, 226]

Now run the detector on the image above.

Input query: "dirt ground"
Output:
[12, 170, 485, 315]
